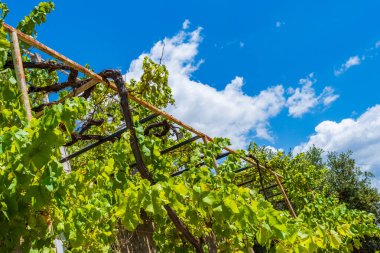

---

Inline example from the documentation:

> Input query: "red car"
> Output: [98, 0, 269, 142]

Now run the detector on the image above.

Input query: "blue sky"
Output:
[7, 1, 380, 187]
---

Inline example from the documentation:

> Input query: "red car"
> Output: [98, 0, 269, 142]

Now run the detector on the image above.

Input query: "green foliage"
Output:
[129, 57, 174, 108]
[0, 2, 9, 21]
[0, 94, 87, 251]
[326, 150, 380, 217]
[304, 147, 380, 252]
[247, 144, 380, 252]
[0, 2, 9, 69]
[0, 1, 379, 252]
[301, 146, 380, 219]
[16, 1, 55, 37]
[247, 144, 328, 212]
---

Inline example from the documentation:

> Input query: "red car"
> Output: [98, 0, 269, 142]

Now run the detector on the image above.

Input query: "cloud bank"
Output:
[124, 23, 338, 147]
[295, 105, 380, 187]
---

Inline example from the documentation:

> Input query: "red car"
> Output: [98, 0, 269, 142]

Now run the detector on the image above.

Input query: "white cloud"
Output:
[334, 41, 380, 76]
[286, 73, 339, 117]
[320, 87, 339, 106]
[124, 27, 286, 147]
[275, 21, 285, 28]
[346, 56, 361, 67]
[182, 19, 190, 30]
[334, 55, 361, 76]
[124, 23, 338, 147]
[295, 105, 380, 176]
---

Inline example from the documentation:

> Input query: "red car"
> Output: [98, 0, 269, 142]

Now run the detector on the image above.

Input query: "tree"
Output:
[326, 151, 380, 217]
[304, 147, 380, 252]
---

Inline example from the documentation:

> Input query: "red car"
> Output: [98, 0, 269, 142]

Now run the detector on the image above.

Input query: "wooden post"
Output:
[59, 146, 71, 173]
[274, 175, 297, 218]
[9, 30, 32, 122]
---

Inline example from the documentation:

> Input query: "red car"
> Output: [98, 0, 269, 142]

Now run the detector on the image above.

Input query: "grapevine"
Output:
[0, 2, 379, 252]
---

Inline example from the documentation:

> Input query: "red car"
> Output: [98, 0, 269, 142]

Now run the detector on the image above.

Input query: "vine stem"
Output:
[99, 69, 204, 253]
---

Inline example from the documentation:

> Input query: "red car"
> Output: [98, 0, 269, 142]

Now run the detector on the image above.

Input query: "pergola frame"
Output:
[3, 23, 296, 249]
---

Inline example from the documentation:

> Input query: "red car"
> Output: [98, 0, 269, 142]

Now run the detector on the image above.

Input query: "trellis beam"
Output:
[274, 175, 297, 218]
[60, 113, 159, 163]
[8, 30, 32, 122]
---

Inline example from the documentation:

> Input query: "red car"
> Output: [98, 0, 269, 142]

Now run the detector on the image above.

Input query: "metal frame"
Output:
[3, 23, 296, 218]
[60, 114, 159, 163]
